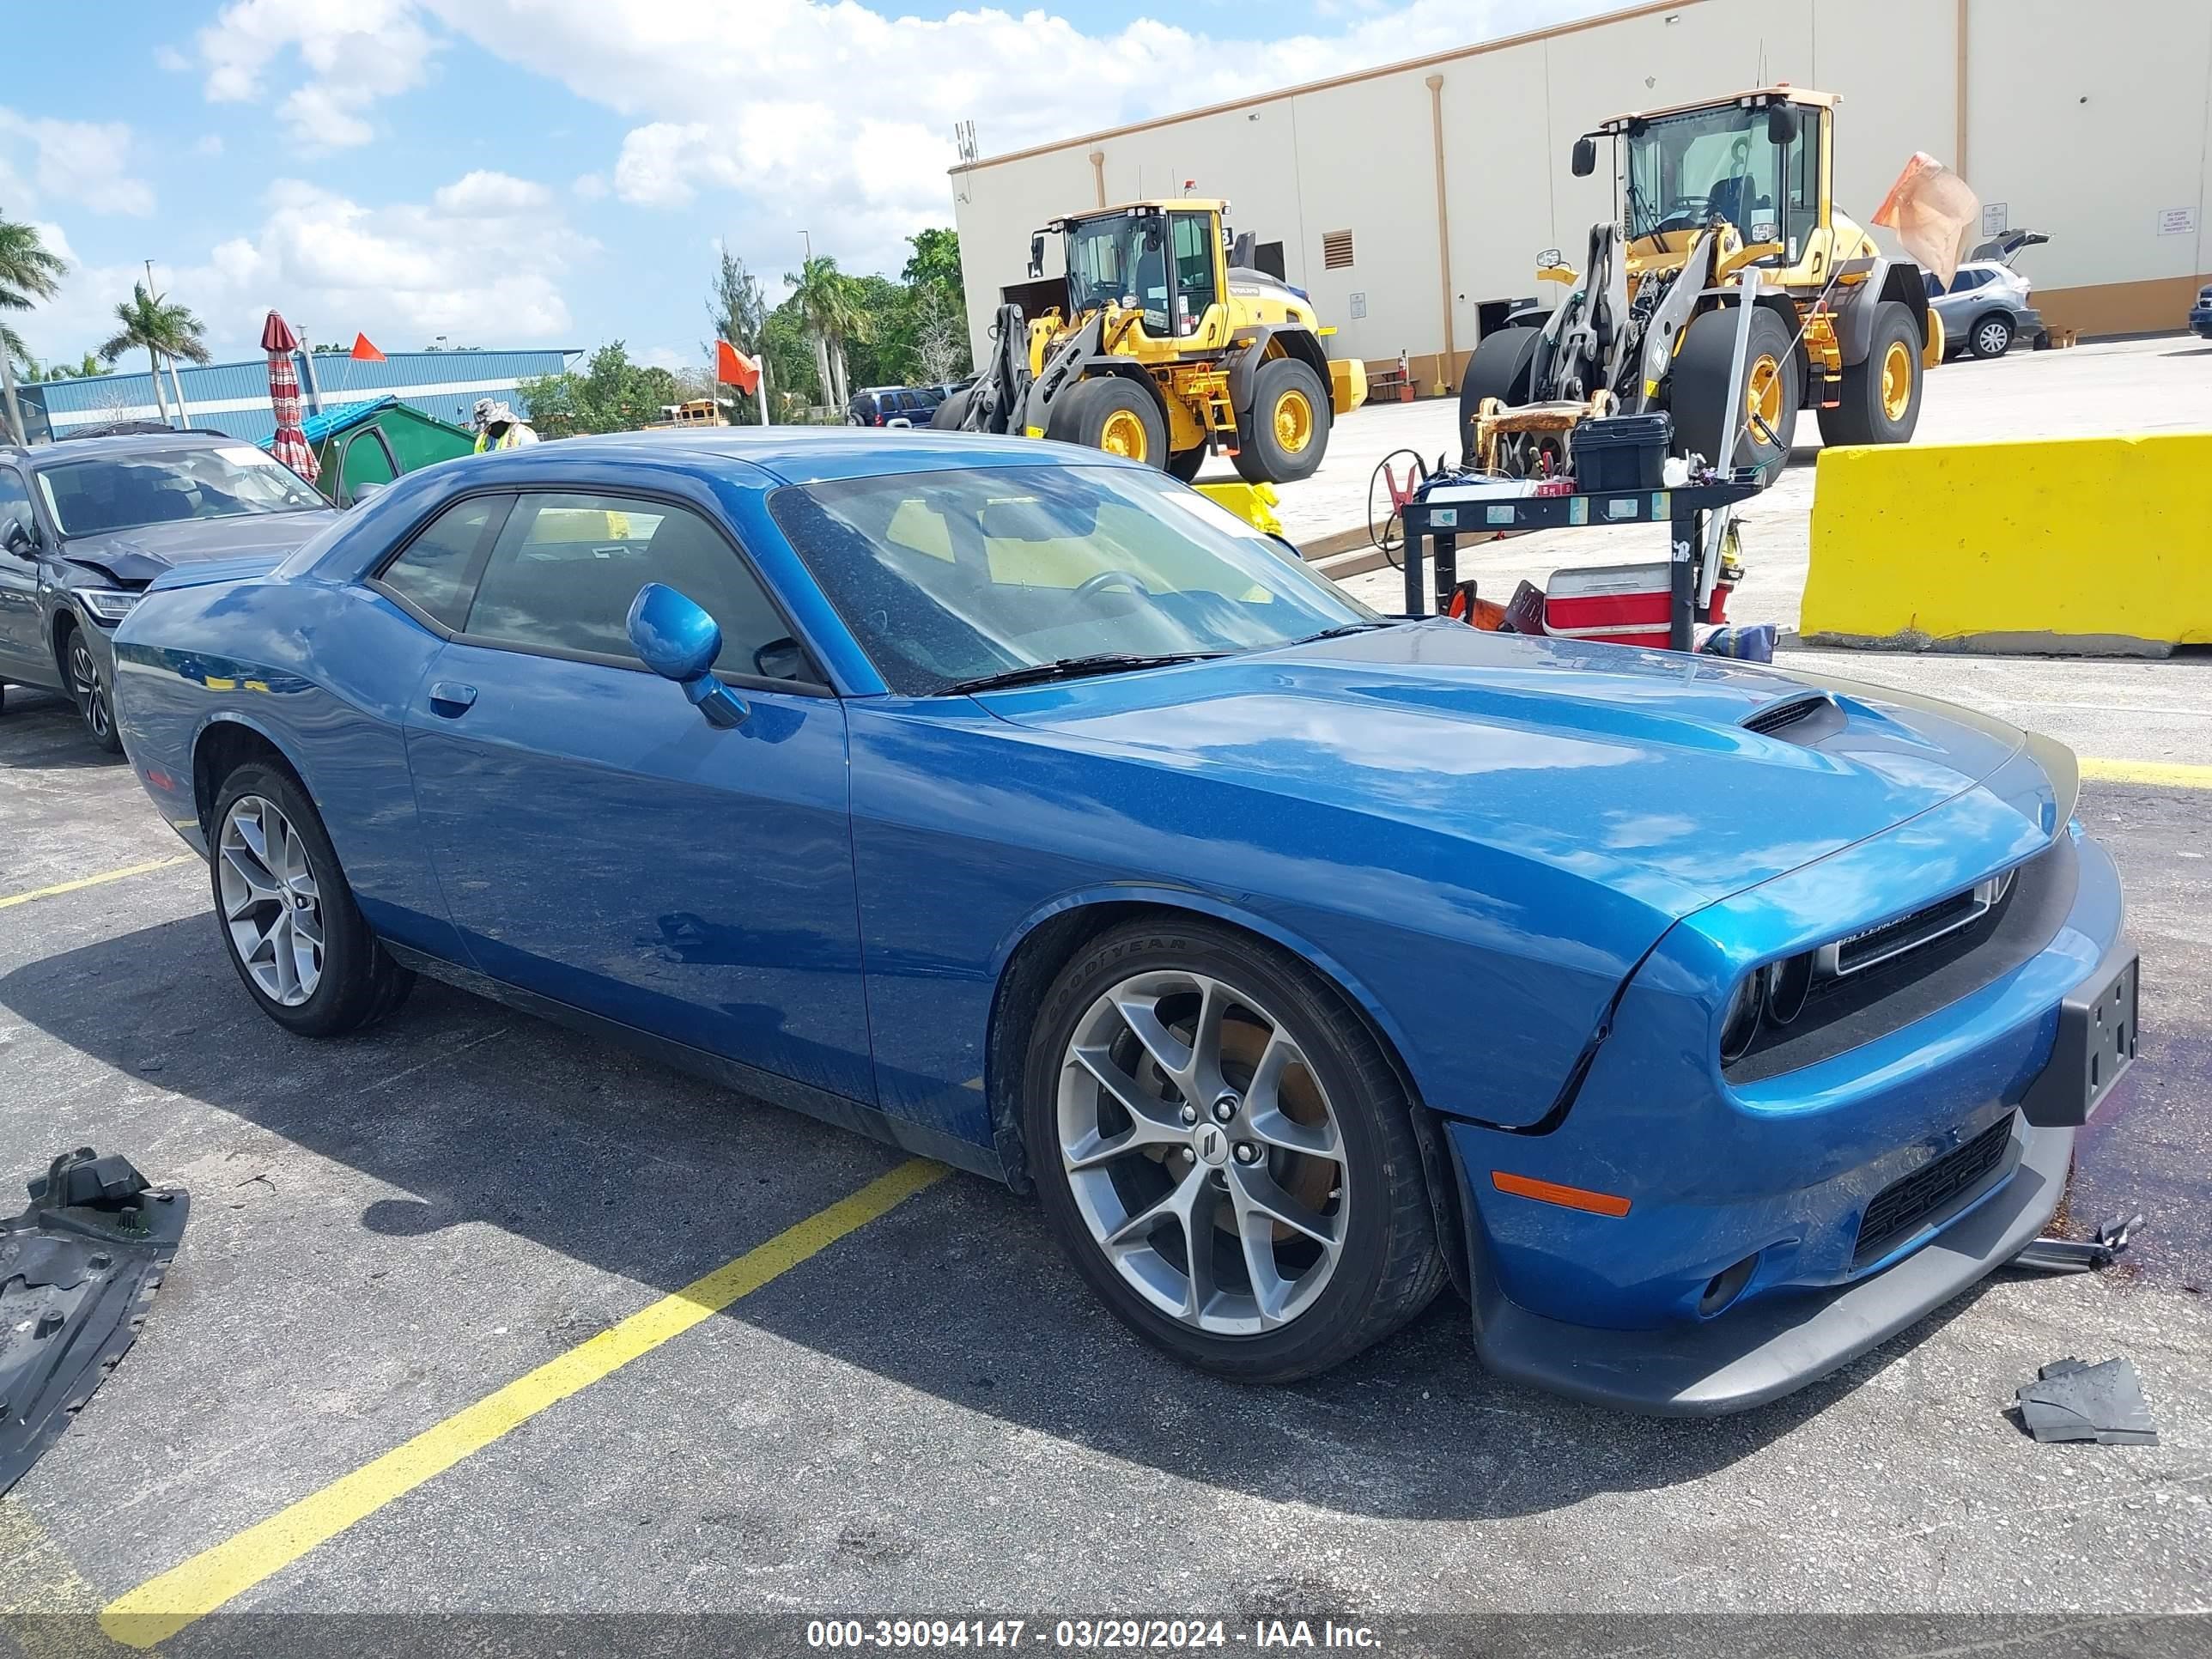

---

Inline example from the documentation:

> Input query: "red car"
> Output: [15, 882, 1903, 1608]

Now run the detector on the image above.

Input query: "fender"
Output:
[1224, 325, 1331, 417]
[1832, 258, 1932, 362]
[989, 880, 1433, 1099]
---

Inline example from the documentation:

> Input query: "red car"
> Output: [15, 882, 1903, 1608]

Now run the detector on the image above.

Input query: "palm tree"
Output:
[100, 281, 211, 428]
[785, 255, 870, 409]
[1, 210, 66, 442]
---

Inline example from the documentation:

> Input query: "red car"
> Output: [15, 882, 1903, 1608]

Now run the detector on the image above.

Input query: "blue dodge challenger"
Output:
[109, 430, 2136, 1412]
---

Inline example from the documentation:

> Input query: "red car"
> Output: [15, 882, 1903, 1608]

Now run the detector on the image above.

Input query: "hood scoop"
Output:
[1742, 691, 1843, 743]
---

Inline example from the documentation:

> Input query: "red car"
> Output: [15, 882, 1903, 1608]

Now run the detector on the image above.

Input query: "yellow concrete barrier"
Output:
[1802, 434, 2212, 656]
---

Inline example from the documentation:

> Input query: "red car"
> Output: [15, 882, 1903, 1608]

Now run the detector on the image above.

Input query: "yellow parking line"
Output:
[0, 856, 196, 912]
[2080, 758, 2212, 790]
[101, 1158, 946, 1646]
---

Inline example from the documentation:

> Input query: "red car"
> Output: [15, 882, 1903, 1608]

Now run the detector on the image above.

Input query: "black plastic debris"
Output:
[1, 1148, 189, 1494]
[2015, 1356, 2159, 1446]
[2012, 1210, 2143, 1273]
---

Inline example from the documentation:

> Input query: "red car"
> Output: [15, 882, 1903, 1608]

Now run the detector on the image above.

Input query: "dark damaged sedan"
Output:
[0, 433, 336, 751]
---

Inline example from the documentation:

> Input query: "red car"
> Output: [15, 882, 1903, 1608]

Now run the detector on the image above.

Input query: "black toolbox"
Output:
[1570, 412, 1672, 491]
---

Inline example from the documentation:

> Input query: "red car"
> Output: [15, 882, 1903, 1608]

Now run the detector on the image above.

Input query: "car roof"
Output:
[542, 427, 1145, 488]
[14, 432, 240, 471]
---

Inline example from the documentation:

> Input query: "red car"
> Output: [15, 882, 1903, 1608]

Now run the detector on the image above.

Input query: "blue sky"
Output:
[3, 0, 1596, 374]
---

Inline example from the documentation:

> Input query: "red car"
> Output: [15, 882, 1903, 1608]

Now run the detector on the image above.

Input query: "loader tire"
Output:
[930, 388, 974, 430]
[1670, 303, 1798, 471]
[1166, 446, 1207, 483]
[1456, 325, 1543, 464]
[1818, 301, 1922, 447]
[1233, 358, 1330, 484]
[1048, 378, 1167, 467]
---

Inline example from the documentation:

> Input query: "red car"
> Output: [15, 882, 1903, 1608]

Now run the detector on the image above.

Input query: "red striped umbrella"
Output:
[261, 310, 319, 485]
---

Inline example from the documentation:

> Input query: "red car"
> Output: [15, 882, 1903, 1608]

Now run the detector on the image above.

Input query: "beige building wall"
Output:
[949, 0, 2212, 384]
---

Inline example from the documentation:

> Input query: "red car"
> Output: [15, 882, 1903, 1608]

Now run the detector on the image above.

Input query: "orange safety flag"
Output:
[1872, 153, 1979, 289]
[715, 338, 760, 394]
[350, 332, 386, 362]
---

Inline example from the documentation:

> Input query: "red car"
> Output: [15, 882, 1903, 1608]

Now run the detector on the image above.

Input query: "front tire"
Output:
[1024, 918, 1445, 1383]
[1819, 300, 1923, 447]
[1048, 378, 1168, 469]
[930, 388, 974, 430]
[1670, 303, 1798, 470]
[1166, 446, 1207, 483]
[1457, 325, 1543, 464]
[210, 762, 413, 1037]
[1233, 358, 1330, 485]
[62, 624, 124, 755]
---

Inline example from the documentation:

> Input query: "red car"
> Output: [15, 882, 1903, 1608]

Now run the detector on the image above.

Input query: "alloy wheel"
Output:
[1976, 319, 2011, 356]
[218, 795, 325, 1006]
[68, 635, 110, 744]
[1056, 969, 1346, 1335]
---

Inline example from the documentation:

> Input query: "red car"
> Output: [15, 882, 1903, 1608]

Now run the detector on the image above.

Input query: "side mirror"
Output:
[1766, 103, 1800, 145]
[1570, 137, 1597, 178]
[349, 480, 388, 507]
[1028, 232, 1046, 279]
[627, 582, 749, 728]
[1229, 230, 1255, 270]
[2, 517, 33, 558]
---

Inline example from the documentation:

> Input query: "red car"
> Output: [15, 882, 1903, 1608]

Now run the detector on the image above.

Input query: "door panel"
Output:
[0, 468, 45, 677]
[404, 647, 872, 1101]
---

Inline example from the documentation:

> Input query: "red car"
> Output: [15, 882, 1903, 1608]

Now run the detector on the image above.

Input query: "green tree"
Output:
[707, 245, 773, 424]
[784, 255, 871, 409]
[2, 210, 68, 436]
[516, 342, 686, 437]
[901, 227, 963, 301]
[100, 281, 212, 428]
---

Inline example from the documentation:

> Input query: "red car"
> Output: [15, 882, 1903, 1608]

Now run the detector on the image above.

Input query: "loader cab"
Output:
[1595, 88, 1837, 283]
[1047, 203, 1230, 349]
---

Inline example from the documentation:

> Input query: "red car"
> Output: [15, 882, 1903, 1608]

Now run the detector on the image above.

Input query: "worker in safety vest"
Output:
[471, 398, 539, 452]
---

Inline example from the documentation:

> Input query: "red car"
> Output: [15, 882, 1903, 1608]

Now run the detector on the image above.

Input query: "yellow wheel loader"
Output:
[938, 200, 1366, 485]
[1459, 88, 1945, 477]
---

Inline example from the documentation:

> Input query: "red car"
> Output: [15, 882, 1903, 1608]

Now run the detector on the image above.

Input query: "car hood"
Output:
[58, 511, 337, 586]
[975, 620, 2037, 919]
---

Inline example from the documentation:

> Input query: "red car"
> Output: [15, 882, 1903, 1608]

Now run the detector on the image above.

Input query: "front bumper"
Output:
[2190, 307, 2212, 340]
[1458, 1113, 2070, 1414]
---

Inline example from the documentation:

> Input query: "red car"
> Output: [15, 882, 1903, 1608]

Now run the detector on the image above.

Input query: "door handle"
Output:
[427, 680, 477, 716]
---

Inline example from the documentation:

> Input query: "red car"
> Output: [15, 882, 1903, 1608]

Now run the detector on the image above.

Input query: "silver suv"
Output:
[1930, 230, 2048, 361]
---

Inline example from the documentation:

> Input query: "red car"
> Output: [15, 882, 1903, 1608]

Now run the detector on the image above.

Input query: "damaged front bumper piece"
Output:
[1, 1149, 188, 1494]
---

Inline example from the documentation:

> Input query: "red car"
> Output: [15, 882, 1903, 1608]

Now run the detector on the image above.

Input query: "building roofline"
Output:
[947, 0, 1709, 176]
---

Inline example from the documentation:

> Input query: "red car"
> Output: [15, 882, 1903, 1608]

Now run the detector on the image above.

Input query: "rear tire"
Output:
[1457, 325, 1543, 463]
[930, 389, 973, 430]
[210, 762, 414, 1037]
[1048, 378, 1168, 469]
[1669, 303, 1798, 471]
[1967, 313, 2014, 360]
[1819, 301, 1923, 447]
[1023, 917, 1446, 1383]
[1233, 357, 1329, 485]
[1166, 446, 1207, 483]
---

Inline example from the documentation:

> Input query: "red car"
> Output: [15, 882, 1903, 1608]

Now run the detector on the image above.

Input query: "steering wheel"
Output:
[1073, 569, 1153, 604]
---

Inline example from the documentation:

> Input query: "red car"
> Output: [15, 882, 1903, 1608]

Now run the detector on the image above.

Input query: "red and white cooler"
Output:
[1541, 561, 1735, 648]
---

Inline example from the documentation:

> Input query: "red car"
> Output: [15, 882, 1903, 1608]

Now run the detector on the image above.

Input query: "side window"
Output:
[377, 496, 504, 630]
[462, 492, 797, 677]
[0, 467, 33, 540]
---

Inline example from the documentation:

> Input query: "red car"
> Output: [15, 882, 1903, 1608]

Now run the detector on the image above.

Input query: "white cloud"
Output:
[0, 108, 153, 216]
[194, 0, 441, 150]
[411, 0, 1607, 271]
[571, 171, 608, 201]
[194, 133, 227, 157]
[15, 170, 585, 363]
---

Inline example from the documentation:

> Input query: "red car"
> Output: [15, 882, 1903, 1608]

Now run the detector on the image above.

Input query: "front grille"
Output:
[1853, 1115, 2014, 1267]
[1834, 889, 1980, 974]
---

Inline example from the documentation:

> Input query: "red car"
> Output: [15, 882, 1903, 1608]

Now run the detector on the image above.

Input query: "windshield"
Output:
[1624, 106, 1813, 258]
[1065, 213, 1170, 333]
[769, 465, 1377, 696]
[36, 446, 324, 538]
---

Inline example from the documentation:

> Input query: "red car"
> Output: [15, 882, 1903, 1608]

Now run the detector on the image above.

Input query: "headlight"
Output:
[77, 588, 142, 623]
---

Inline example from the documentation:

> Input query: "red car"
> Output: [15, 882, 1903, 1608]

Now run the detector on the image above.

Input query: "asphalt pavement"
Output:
[0, 672, 2207, 1656]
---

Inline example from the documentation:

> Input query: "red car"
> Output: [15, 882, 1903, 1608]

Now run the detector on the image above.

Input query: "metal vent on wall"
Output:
[1322, 230, 1356, 270]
